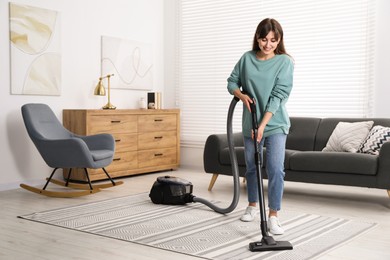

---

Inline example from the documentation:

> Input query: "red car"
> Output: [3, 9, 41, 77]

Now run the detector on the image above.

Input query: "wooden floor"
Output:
[1, 167, 390, 260]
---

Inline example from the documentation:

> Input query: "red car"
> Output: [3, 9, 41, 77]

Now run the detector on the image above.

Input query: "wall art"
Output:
[101, 36, 153, 90]
[9, 3, 61, 95]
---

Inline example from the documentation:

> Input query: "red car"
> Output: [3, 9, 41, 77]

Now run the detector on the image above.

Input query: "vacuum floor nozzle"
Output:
[249, 237, 293, 252]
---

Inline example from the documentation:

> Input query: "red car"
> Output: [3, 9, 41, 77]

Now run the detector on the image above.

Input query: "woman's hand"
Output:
[256, 125, 265, 142]
[233, 89, 253, 112]
[251, 125, 265, 142]
[255, 112, 273, 142]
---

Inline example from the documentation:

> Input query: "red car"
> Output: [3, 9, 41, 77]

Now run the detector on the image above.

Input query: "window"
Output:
[176, 0, 375, 146]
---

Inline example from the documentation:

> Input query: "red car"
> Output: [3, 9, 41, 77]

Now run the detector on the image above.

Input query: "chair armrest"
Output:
[78, 134, 115, 152]
[376, 142, 390, 188]
[35, 138, 96, 168]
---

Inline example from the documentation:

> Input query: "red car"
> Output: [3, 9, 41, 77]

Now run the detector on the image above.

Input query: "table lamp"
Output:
[94, 74, 116, 109]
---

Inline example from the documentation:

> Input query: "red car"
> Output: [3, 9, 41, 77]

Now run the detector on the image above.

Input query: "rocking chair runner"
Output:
[20, 103, 123, 197]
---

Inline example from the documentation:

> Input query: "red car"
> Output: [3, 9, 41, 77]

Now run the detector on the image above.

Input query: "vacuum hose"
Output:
[192, 96, 241, 214]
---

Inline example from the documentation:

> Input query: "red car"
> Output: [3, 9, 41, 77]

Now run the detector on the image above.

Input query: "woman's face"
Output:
[257, 31, 280, 56]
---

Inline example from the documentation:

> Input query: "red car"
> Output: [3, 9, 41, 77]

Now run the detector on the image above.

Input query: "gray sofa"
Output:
[203, 117, 390, 197]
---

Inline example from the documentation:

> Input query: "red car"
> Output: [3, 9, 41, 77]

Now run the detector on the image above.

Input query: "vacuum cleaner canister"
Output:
[149, 175, 194, 205]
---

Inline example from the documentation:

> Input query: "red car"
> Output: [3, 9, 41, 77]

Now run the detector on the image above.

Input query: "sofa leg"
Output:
[208, 174, 219, 191]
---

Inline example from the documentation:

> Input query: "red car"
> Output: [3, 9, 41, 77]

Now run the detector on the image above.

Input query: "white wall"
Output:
[0, 0, 170, 190]
[374, 0, 390, 116]
[1, 0, 390, 190]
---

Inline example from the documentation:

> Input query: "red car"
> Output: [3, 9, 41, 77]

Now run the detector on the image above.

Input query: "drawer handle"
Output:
[154, 136, 163, 139]
[154, 153, 163, 157]
[113, 158, 121, 161]
[154, 119, 163, 122]
[111, 120, 121, 123]
[115, 139, 121, 142]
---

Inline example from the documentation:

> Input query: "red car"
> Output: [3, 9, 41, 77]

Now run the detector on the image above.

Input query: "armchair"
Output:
[20, 103, 123, 197]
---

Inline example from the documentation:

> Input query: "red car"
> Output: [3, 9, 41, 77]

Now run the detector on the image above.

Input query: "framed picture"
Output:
[9, 3, 61, 95]
[101, 36, 153, 90]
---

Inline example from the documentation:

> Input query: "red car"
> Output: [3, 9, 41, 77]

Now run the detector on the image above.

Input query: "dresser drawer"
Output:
[138, 131, 177, 150]
[138, 148, 177, 168]
[138, 114, 176, 132]
[113, 133, 138, 152]
[89, 115, 138, 134]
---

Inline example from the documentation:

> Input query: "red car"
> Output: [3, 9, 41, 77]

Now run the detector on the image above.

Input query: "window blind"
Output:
[176, 0, 375, 147]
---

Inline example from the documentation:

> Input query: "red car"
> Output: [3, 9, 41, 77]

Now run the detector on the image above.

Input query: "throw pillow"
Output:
[322, 121, 374, 153]
[358, 125, 390, 155]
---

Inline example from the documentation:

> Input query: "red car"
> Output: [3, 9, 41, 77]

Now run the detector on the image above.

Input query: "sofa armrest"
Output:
[203, 132, 244, 173]
[376, 142, 390, 188]
[203, 134, 228, 173]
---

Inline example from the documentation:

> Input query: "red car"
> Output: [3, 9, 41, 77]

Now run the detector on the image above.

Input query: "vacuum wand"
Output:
[248, 99, 293, 252]
[249, 101, 269, 236]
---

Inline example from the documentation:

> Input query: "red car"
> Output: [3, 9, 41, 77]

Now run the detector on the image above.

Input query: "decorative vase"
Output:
[139, 97, 146, 109]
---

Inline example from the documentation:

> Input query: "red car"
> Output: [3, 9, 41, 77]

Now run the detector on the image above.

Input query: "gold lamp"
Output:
[94, 74, 116, 109]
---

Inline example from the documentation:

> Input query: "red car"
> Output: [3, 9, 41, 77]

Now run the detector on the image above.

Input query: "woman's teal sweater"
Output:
[227, 50, 294, 138]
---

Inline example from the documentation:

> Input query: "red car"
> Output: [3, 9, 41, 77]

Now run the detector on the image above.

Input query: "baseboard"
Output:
[0, 179, 45, 192]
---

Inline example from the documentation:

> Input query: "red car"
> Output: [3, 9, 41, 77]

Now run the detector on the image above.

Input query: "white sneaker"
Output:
[240, 206, 257, 222]
[268, 216, 284, 235]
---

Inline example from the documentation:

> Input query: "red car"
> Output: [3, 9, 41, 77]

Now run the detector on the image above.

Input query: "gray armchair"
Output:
[20, 103, 123, 197]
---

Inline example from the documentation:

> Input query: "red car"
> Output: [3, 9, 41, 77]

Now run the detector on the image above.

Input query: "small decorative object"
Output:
[147, 92, 162, 109]
[94, 74, 116, 109]
[148, 102, 155, 109]
[139, 97, 146, 109]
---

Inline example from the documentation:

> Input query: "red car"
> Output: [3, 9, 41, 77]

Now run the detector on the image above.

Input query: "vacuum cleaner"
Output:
[149, 95, 293, 252]
[247, 100, 293, 252]
[150, 96, 241, 214]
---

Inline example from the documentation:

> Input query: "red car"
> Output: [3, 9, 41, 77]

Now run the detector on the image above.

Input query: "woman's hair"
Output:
[252, 18, 288, 55]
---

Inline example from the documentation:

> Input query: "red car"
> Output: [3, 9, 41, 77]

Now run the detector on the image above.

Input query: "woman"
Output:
[227, 18, 294, 235]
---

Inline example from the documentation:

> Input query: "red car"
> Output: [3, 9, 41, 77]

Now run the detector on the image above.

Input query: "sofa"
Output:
[203, 117, 390, 197]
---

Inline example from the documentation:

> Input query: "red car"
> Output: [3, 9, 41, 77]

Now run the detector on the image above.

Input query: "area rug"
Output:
[18, 193, 376, 260]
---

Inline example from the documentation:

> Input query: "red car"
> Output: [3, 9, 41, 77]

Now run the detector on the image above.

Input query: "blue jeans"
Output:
[243, 133, 287, 211]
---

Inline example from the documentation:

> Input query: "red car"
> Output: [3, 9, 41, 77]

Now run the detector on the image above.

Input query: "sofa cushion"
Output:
[285, 149, 298, 170]
[220, 147, 296, 171]
[322, 121, 373, 153]
[219, 147, 246, 167]
[287, 117, 321, 151]
[359, 125, 390, 155]
[289, 151, 378, 175]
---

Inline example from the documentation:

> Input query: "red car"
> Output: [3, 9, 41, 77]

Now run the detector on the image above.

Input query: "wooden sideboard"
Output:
[62, 109, 180, 181]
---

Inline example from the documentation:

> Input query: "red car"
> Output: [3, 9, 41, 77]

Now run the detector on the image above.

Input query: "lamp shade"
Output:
[94, 79, 106, 96]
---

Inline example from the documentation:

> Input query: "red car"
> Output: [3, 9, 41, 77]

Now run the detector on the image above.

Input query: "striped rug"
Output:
[18, 193, 376, 260]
